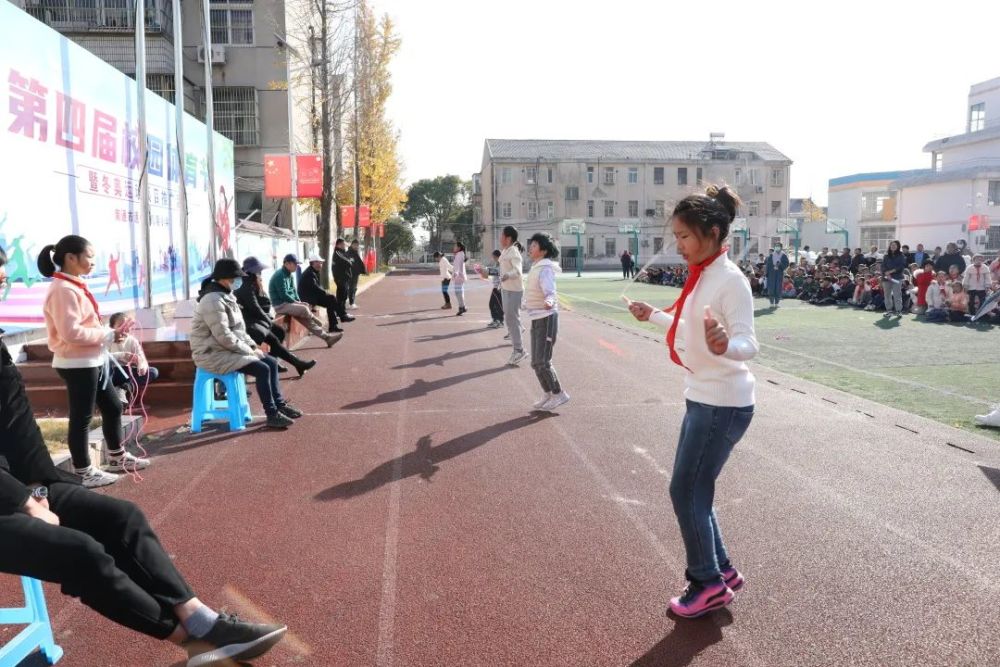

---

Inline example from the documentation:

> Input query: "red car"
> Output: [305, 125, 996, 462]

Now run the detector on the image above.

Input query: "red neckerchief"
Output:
[663, 246, 728, 372]
[54, 272, 100, 319]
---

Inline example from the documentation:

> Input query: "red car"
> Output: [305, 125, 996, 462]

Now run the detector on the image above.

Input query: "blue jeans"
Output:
[670, 400, 754, 584]
[239, 355, 285, 415]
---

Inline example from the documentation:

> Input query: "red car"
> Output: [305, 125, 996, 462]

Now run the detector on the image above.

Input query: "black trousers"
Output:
[0, 482, 194, 639]
[349, 275, 360, 305]
[441, 278, 451, 305]
[56, 366, 124, 470]
[308, 292, 345, 329]
[335, 280, 350, 314]
[489, 288, 504, 323]
[968, 290, 986, 315]
[247, 324, 307, 368]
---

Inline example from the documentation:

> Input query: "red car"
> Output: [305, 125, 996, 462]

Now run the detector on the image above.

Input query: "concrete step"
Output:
[17, 357, 197, 383]
[28, 381, 194, 415]
[24, 339, 191, 362]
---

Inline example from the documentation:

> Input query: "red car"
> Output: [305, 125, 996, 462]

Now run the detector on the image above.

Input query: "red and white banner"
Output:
[340, 205, 372, 228]
[264, 154, 323, 199]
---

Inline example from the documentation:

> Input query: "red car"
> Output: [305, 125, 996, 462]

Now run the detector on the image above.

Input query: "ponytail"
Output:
[37, 244, 57, 278]
[37, 235, 90, 278]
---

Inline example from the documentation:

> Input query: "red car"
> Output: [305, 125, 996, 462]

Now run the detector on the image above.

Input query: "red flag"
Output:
[264, 155, 291, 198]
[296, 155, 323, 198]
[340, 205, 372, 227]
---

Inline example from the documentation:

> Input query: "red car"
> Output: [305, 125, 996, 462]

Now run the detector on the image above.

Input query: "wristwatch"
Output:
[30, 486, 48, 501]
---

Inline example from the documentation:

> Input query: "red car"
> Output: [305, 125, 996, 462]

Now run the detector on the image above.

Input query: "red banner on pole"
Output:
[264, 155, 291, 198]
[295, 155, 323, 198]
[340, 205, 372, 228]
[969, 214, 989, 231]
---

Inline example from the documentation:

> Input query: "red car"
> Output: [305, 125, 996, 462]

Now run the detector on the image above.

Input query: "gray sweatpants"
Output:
[454, 282, 466, 309]
[530, 312, 562, 394]
[882, 279, 903, 314]
[502, 289, 524, 352]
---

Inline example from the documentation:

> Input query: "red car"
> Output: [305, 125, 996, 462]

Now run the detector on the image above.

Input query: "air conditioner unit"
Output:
[645, 208, 656, 217]
[197, 46, 226, 64]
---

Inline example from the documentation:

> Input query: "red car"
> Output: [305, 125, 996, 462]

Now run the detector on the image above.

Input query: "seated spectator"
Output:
[267, 255, 341, 347]
[299, 251, 353, 334]
[848, 276, 869, 307]
[947, 282, 969, 323]
[192, 259, 303, 429]
[798, 275, 819, 301]
[108, 312, 158, 404]
[834, 276, 853, 302]
[234, 257, 318, 378]
[849, 248, 867, 274]
[912, 261, 936, 315]
[809, 278, 837, 306]
[781, 276, 797, 298]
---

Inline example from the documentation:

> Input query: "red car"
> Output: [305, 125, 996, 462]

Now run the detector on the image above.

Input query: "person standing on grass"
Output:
[881, 240, 906, 318]
[499, 227, 527, 365]
[962, 254, 989, 316]
[38, 236, 149, 489]
[621, 249, 633, 280]
[435, 251, 453, 309]
[764, 242, 789, 307]
[525, 233, 570, 412]
[626, 184, 757, 619]
[347, 239, 367, 309]
[452, 241, 468, 315]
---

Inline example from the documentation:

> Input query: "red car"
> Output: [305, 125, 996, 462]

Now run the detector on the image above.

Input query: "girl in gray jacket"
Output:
[191, 259, 302, 429]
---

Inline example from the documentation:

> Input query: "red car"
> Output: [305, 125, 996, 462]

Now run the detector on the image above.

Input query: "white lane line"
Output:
[302, 402, 683, 418]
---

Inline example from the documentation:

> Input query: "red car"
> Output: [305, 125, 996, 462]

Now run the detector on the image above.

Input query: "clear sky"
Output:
[378, 0, 1000, 206]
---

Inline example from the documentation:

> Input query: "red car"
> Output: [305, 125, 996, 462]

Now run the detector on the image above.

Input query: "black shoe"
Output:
[183, 612, 287, 667]
[328, 326, 344, 333]
[441, 303, 452, 309]
[456, 308, 466, 316]
[277, 403, 303, 419]
[296, 359, 317, 378]
[265, 412, 294, 429]
[277, 364, 289, 374]
[341, 315, 356, 322]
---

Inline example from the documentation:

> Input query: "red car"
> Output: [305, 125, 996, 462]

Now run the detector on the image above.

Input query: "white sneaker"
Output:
[106, 451, 151, 473]
[975, 407, 1000, 427]
[78, 465, 119, 488]
[349, 303, 358, 310]
[533, 393, 552, 409]
[507, 351, 528, 366]
[541, 391, 571, 411]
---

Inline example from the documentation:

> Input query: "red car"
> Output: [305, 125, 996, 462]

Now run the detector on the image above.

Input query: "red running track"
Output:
[5, 269, 1000, 666]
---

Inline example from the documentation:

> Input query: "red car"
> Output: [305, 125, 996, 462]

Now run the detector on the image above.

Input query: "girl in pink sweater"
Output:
[39, 235, 148, 488]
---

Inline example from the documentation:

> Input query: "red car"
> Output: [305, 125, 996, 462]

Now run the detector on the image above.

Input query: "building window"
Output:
[970, 102, 986, 132]
[587, 200, 595, 217]
[861, 191, 894, 220]
[696, 167, 703, 184]
[213, 87, 258, 145]
[210, 3, 254, 46]
[500, 167, 512, 184]
[500, 202, 512, 218]
[859, 225, 896, 251]
[748, 201, 759, 217]
[677, 167, 688, 186]
[587, 166, 594, 183]
[547, 167, 553, 184]
[565, 185, 579, 201]
[990, 181, 1000, 207]
[525, 166, 537, 184]
[653, 237, 664, 254]
[734, 168, 743, 185]
[146, 73, 175, 104]
[748, 169, 759, 186]
[653, 167, 664, 185]
[771, 201, 781, 215]
[655, 200, 665, 218]
[605, 237, 616, 256]
[628, 200, 639, 217]
[628, 167, 638, 184]
[603, 200, 615, 217]
[547, 201, 554, 219]
[587, 237, 595, 257]
[933, 152, 943, 172]
[604, 167, 616, 185]
[770, 168, 784, 187]
[527, 201, 538, 220]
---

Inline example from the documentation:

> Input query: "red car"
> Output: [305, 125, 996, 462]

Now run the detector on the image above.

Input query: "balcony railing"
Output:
[24, 2, 173, 38]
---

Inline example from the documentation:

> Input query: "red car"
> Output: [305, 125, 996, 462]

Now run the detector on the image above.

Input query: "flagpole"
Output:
[201, 0, 218, 264]
[172, 0, 189, 298]
[135, 0, 152, 309]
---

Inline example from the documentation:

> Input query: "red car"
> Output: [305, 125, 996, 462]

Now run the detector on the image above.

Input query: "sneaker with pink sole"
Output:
[721, 566, 744, 591]
[669, 580, 734, 618]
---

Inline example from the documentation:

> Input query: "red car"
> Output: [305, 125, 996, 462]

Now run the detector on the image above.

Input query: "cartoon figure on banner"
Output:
[215, 186, 234, 259]
[104, 250, 122, 296]
[2, 234, 41, 300]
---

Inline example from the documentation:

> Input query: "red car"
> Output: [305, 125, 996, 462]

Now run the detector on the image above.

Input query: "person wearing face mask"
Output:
[192, 259, 303, 429]
[764, 242, 789, 308]
[38, 235, 148, 488]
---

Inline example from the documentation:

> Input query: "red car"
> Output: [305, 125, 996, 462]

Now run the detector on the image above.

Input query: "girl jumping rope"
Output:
[626, 184, 758, 618]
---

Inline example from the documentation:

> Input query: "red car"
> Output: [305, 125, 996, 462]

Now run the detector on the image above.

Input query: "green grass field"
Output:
[559, 272, 1000, 441]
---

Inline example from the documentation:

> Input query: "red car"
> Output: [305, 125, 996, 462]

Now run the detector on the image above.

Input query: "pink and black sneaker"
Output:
[669, 580, 734, 619]
[721, 566, 744, 592]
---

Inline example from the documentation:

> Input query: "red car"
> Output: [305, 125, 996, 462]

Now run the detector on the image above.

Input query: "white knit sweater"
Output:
[648, 254, 758, 407]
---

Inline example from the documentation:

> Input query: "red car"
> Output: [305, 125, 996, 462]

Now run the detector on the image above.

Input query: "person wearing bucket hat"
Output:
[192, 260, 304, 429]
[267, 255, 342, 347]
[235, 257, 318, 378]
[299, 250, 351, 332]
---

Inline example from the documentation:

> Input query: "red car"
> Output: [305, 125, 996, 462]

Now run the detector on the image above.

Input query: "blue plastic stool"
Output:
[0, 577, 63, 666]
[190, 369, 253, 433]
